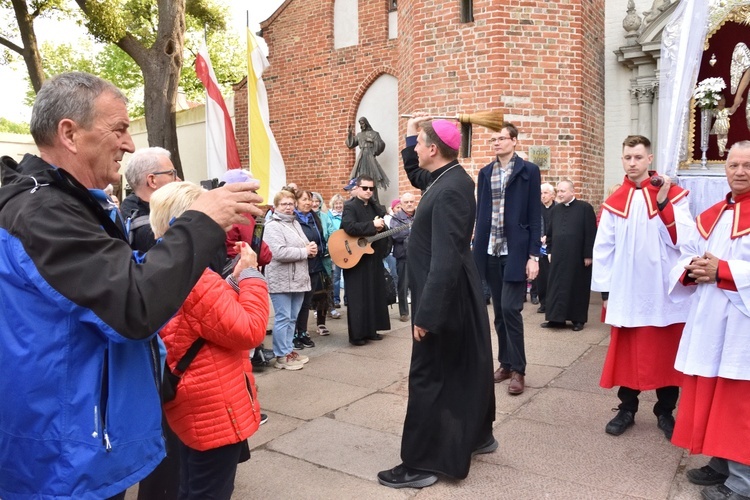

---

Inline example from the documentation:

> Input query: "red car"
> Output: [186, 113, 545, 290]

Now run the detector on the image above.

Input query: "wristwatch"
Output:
[529, 255, 539, 262]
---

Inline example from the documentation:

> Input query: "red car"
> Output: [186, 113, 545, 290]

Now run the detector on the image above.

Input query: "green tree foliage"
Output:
[13, 0, 247, 118]
[0, 116, 30, 134]
[2, 0, 246, 174]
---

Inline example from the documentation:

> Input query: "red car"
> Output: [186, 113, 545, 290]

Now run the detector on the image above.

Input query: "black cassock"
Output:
[400, 144, 495, 479]
[545, 199, 597, 324]
[340, 197, 391, 341]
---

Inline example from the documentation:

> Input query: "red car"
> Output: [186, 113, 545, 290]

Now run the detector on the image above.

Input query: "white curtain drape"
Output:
[657, 0, 710, 177]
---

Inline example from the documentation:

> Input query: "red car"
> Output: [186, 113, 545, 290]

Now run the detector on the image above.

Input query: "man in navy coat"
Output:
[473, 122, 541, 395]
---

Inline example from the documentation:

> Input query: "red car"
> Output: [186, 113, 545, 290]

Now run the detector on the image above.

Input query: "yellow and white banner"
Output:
[248, 29, 286, 204]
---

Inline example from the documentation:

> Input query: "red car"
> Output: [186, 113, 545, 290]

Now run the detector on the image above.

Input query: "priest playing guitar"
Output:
[339, 175, 392, 346]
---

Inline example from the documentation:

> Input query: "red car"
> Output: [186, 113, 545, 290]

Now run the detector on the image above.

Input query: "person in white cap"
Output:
[378, 114, 496, 489]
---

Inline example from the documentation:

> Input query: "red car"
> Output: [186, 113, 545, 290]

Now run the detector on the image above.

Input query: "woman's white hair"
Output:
[149, 181, 205, 238]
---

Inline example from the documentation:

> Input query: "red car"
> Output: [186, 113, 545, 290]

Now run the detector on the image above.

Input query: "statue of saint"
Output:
[711, 95, 732, 157]
[346, 117, 390, 192]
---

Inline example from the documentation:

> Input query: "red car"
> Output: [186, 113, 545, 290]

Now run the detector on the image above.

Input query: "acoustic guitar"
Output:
[328, 223, 411, 269]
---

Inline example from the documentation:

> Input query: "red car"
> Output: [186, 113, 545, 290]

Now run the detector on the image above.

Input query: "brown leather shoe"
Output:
[508, 372, 525, 395]
[493, 367, 512, 383]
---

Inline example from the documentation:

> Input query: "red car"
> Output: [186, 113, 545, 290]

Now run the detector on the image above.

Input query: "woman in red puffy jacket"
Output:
[150, 181, 270, 500]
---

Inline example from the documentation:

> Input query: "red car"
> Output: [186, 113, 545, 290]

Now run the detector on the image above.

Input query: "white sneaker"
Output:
[275, 353, 304, 370]
[288, 351, 309, 364]
[328, 309, 341, 319]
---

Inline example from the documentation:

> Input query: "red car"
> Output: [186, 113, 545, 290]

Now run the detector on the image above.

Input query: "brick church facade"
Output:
[235, 0, 606, 205]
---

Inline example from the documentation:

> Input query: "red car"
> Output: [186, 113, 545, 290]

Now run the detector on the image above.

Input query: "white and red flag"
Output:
[195, 45, 241, 180]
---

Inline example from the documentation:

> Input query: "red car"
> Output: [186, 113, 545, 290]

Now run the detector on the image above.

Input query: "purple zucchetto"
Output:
[431, 119, 461, 151]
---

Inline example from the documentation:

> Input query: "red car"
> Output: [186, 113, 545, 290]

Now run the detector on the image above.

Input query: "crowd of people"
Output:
[1, 71, 748, 500]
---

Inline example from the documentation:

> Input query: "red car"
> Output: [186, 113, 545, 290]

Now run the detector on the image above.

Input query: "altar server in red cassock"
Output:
[591, 135, 693, 439]
[668, 141, 750, 500]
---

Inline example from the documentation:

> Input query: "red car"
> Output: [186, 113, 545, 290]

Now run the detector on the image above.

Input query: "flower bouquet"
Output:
[693, 77, 726, 109]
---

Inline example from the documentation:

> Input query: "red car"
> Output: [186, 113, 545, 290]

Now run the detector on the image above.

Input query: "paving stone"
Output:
[551, 345, 612, 396]
[382, 377, 410, 398]
[234, 450, 411, 499]
[333, 392, 408, 436]
[411, 460, 641, 500]
[303, 351, 409, 390]
[256, 372, 374, 420]
[525, 335, 591, 368]
[268, 417, 403, 482]
[343, 334, 414, 364]
[248, 410, 305, 450]
[486, 418, 684, 499]
[494, 385, 540, 415]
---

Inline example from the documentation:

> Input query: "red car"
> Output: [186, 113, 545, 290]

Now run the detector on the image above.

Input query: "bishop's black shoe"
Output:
[377, 464, 438, 489]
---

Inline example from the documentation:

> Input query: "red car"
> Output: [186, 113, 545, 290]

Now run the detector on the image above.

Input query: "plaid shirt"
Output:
[487, 154, 517, 256]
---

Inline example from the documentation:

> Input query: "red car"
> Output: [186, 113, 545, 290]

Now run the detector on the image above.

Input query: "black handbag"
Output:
[161, 338, 206, 402]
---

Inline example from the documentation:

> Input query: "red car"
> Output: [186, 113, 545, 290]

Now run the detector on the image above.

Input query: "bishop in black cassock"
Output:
[377, 116, 495, 489]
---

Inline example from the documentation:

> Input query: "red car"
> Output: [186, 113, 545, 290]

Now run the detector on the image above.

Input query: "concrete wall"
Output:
[0, 133, 39, 162]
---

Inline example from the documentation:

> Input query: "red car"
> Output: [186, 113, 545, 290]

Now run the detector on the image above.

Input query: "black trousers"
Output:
[137, 415, 180, 500]
[617, 386, 680, 416]
[177, 440, 244, 500]
[537, 255, 550, 305]
[396, 258, 409, 316]
[295, 272, 327, 332]
[487, 255, 527, 375]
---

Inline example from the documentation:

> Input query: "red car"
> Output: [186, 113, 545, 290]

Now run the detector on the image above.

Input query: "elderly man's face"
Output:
[541, 188, 556, 206]
[401, 193, 416, 214]
[726, 147, 750, 197]
[77, 92, 135, 188]
[149, 156, 179, 191]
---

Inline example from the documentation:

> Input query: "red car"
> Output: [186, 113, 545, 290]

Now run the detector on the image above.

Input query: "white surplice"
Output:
[592, 192, 693, 328]
[669, 210, 750, 381]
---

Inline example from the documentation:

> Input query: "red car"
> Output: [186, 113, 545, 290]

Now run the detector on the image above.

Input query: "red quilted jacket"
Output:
[160, 269, 269, 451]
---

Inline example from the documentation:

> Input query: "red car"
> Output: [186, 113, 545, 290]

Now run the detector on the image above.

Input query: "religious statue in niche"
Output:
[346, 117, 390, 201]
[711, 95, 732, 157]
[689, 13, 750, 165]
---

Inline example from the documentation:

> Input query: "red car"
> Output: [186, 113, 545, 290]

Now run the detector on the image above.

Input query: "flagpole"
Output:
[246, 11, 252, 171]
[203, 25, 210, 180]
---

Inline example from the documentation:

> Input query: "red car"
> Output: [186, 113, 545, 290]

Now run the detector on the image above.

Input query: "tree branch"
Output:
[0, 35, 24, 55]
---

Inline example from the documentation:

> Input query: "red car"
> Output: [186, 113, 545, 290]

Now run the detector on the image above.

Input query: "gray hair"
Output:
[30, 72, 127, 148]
[541, 183, 556, 194]
[125, 147, 172, 190]
[728, 140, 750, 155]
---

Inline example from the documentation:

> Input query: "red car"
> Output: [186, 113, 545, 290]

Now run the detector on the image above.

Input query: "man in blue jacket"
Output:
[0, 72, 263, 500]
[473, 122, 541, 395]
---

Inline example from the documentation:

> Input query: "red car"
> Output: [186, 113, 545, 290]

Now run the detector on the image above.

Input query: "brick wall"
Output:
[243, 0, 606, 206]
